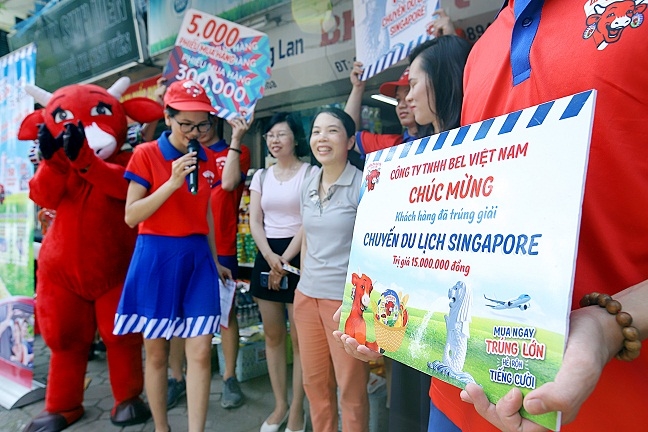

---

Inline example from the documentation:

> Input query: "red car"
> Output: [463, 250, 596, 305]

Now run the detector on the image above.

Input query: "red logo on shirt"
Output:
[215, 155, 227, 171]
[583, 0, 646, 50]
[203, 170, 215, 186]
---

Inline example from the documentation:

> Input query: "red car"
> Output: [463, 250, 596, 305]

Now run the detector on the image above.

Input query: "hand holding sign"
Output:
[162, 9, 272, 122]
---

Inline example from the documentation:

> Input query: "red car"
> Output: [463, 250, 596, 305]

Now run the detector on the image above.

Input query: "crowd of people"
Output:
[27, 2, 646, 432]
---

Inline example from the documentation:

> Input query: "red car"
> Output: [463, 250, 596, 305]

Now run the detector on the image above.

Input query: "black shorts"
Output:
[249, 237, 300, 304]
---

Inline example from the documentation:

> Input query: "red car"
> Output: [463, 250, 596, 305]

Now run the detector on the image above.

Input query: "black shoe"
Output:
[110, 397, 151, 426]
[167, 377, 186, 409]
[23, 408, 83, 432]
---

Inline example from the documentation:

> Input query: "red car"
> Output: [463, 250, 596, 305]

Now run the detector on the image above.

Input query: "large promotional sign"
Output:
[0, 44, 41, 409]
[354, 0, 439, 81]
[162, 8, 272, 121]
[7, 0, 144, 91]
[340, 91, 596, 430]
[148, 0, 269, 56]
[354, 0, 503, 81]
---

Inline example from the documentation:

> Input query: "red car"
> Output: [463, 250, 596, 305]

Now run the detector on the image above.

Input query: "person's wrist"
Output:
[579, 292, 642, 361]
[572, 307, 620, 367]
[229, 147, 242, 154]
[262, 250, 275, 261]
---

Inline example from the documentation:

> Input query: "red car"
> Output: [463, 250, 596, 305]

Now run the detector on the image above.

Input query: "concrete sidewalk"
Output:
[0, 335, 297, 432]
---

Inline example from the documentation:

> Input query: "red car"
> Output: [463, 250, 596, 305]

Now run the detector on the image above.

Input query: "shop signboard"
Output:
[339, 91, 596, 430]
[263, 0, 356, 97]
[162, 9, 272, 121]
[7, 0, 144, 91]
[0, 44, 43, 410]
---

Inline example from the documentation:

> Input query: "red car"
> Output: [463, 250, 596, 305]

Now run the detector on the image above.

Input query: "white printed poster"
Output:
[354, 0, 439, 80]
[340, 91, 597, 430]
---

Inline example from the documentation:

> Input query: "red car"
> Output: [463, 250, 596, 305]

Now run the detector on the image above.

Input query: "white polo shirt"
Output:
[298, 161, 362, 300]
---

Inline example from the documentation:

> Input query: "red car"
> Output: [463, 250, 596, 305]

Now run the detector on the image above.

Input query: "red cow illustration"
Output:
[345, 273, 379, 351]
[585, 0, 646, 50]
[18, 78, 163, 432]
[384, 300, 395, 316]
[366, 169, 380, 191]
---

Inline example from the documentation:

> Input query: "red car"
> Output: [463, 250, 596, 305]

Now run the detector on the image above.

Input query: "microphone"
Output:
[187, 139, 200, 195]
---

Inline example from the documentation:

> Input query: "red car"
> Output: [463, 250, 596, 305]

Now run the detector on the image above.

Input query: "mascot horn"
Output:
[18, 77, 163, 432]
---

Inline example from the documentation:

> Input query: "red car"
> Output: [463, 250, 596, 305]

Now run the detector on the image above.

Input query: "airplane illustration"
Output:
[484, 294, 531, 310]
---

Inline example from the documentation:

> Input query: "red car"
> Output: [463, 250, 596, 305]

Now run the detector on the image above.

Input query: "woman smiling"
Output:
[294, 107, 370, 432]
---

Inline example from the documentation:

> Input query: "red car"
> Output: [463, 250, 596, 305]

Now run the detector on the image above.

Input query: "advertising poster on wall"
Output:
[339, 91, 597, 430]
[162, 8, 272, 121]
[0, 44, 40, 409]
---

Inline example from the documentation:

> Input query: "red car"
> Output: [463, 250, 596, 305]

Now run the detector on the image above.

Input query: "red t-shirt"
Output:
[125, 131, 219, 237]
[356, 131, 405, 155]
[431, 1, 648, 431]
[207, 139, 251, 256]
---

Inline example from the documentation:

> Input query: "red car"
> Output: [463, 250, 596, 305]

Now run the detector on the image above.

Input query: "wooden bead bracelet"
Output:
[579, 292, 642, 361]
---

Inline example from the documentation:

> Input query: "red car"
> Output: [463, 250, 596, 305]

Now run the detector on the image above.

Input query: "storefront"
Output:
[7, 0, 500, 169]
[145, 0, 405, 169]
[0, 0, 504, 414]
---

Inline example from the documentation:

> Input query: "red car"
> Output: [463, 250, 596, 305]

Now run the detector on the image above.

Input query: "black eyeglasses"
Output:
[172, 117, 212, 134]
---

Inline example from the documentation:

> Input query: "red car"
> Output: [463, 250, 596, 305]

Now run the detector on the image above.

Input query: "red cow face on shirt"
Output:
[584, 0, 646, 50]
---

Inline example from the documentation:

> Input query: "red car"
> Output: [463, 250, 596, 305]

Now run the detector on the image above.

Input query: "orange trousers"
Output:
[294, 290, 369, 432]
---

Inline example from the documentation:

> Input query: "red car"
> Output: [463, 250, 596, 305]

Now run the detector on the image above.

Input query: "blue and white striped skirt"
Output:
[113, 234, 221, 340]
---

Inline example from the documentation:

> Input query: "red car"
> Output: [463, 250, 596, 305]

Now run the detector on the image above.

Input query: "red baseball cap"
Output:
[379, 68, 410, 98]
[164, 79, 215, 113]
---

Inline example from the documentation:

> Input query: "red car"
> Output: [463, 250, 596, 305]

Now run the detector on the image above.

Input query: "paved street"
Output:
[0, 335, 287, 432]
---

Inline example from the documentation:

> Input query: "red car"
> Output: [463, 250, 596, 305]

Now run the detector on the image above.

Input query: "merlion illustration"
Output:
[428, 281, 476, 384]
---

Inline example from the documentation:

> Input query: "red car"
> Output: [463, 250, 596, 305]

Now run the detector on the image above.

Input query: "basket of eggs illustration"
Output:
[372, 290, 409, 352]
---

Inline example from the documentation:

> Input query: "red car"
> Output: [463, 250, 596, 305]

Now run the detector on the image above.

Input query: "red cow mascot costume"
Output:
[17, 77, 164, 432]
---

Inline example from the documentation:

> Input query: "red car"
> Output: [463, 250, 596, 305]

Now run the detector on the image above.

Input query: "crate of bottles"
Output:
[236, 232, 257, 265]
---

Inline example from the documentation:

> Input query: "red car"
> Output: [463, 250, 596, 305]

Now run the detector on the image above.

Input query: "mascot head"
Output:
[18, 77, 164, 160]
